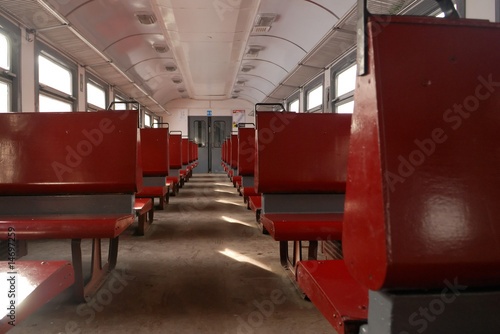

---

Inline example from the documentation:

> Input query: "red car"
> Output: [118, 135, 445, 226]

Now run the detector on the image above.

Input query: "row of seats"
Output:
[222, 15, 500, 334]
[0, 110, 198, 331]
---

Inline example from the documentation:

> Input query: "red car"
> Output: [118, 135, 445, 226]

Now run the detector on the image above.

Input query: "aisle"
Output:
[15, 174, 335, 334]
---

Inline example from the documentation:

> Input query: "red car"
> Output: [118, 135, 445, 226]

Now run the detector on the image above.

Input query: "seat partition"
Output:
[0, 111, 141, 196]
[344, 15, 500, 291]
[140, 128, 169, 177]
[255, 112, 351, 195]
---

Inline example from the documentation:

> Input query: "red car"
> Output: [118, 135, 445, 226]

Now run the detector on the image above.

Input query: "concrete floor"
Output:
[12, 174, 335, 334]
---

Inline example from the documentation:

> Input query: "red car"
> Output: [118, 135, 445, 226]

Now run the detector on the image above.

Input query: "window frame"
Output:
[304, 75, 324, 113]
[0, 17, 21, 112]
[36, 43, 77, 112]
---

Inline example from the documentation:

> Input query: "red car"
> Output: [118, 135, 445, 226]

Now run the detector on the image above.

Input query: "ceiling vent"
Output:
[172, 77, 183, 84]
[136, 12, 157, 25]
[178, 88, 186, 93]
[253, 13, 277, 33]
[231, 95, 239, 99]
[236, 79, 247, 86]
[233, 88, 242, 93]
[241, 65, 255, 73]
[246, 45, 264, 58]
[153, 44, 169, 53]
[165, 65, 177, 72]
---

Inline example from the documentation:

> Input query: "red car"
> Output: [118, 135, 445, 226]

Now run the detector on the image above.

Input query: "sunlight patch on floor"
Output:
[219, 248, 272, 272]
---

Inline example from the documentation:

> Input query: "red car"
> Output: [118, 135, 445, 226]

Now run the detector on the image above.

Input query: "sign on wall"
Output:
[232, 110, 245, 127]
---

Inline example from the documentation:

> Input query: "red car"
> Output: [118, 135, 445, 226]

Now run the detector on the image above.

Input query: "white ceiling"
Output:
[0, 0, 418, 113]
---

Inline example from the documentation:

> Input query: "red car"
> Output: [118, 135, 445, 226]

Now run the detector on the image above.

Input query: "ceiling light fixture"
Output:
[165, 64, 177, 72]
[246, 45, 264, 58]
[172, 77, 182, 84]
[136, 12, 157, 25]
[241, 64, 255, 73]
[253, 13, 277, 33]
[152, 43, 169, 53]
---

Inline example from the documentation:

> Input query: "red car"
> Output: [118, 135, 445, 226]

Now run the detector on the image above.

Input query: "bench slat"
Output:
[0, 215, 134, 239]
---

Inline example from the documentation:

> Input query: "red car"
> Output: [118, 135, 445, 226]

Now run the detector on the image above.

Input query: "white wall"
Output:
[466, 0, 496, 21]
[163, 98, 255, 134]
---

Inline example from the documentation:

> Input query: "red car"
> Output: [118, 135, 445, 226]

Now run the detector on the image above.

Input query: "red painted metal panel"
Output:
[260, 213, 343, 241]
[0, 111, 140, 195]
[0, 261, 74, 331]
[140, 128, 169, 176]
[296, 260, 368, 334]
[169, 134, 182, 168]
[181, 138, 189, 165]
[255, 112, 351, 193]
[230, 134, 238, 169]
[344, 16, 500, 290]
[238, 128, 255, 176]
[0, 214, 135, 239]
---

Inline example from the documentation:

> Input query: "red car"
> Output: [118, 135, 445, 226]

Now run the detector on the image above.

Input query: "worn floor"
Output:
[10, 173, 335, 334]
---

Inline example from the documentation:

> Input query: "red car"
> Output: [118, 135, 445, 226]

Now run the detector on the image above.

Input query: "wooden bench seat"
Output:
[136, 186, 169, 210]
[0, 215, 134, 239]
[0, 261, 75, 331]
[260, 213, 343, 241]
[296, 260, 368, 334]
[134, 198, 154, 236]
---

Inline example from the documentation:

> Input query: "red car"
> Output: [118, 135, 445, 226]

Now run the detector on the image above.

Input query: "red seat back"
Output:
[255, 112, 351, 194]
[140, 128, 169, 176]
[344, 16, 500, 291]
[169, 134, 182, 169]
[238, 128, 255, 176]
[0, 111, 141, 195]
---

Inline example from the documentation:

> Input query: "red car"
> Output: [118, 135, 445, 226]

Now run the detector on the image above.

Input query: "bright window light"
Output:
[337, 64, 357, 97]
[114, 98, 127, 110]
[336, 100, 355, 114]
[307, 85, 323, 110]
[289, 99, 299, 112]
[38, 55, 72, 95]
[219, 248, 272, 272]
[0, 33, 9, 70]
[145, 113, 151, 127]
[39, 94, 72, 112]
[0, 81, 10, 112]
[87, 82, 106, 109]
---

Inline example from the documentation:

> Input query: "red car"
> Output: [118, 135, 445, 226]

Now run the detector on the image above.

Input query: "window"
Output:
[305, 75, 324, 113]
[37, 46, 76, 113]
[144, 113, 152, 127]
[153, 117, 160, 128]
[213, 121, 226, 148]
[289, 99, 299, 113]
[87, 80, 106, 110]
[307, 85, 323, 111]
[39, 95, 72, 112]
[332, 63, 357, 114]
[0, 81, 9, 113]
[0, 33, 9, 70]
[193, 120, 207, 147]
[39, 55, 72, 95]
[0, 20, 20, 112]
[113, 96, 128, 110]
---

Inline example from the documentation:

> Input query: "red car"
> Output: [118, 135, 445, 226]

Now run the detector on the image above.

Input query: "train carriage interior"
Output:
[1, 0, 500, 333]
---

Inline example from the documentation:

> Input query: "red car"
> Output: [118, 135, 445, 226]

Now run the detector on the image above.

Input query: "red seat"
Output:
[134, 198, 154, 236]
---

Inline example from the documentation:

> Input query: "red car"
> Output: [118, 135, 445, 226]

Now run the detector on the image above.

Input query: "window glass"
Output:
[0, 81, 10, 112]
[39, 94, 72, 112]
[336, 64, 357, 97]
[114, 97, 127, 110]
[0, 33, 9, 70]
[307, 85, 323, 110]
[39, 55, 72, 95]
[145, 113, 151, 127]
[289, 99, 299, 112]
[87, 82, 106, 109]
[194, 120, 207, 147]
[213, 121, 226, 148]
[336, 100, 354, 114]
